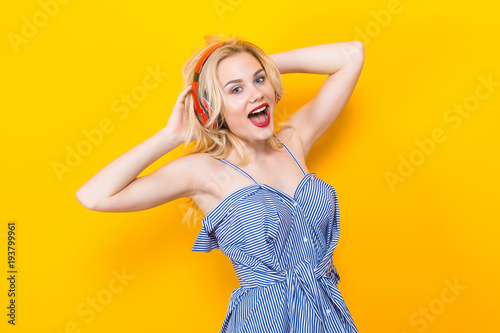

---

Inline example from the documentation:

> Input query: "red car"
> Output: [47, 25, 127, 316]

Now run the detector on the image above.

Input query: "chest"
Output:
[212, 178, 337, 256]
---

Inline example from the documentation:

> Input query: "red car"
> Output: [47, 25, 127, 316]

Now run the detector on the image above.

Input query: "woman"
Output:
[76, 34, 364, 332]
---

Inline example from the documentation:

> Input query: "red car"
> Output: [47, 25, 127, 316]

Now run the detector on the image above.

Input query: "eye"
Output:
[231, 86, 242, 94]
[255, 76, 265, 83]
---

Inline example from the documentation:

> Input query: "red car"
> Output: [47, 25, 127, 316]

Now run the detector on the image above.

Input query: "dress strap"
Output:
[218, 159, 258, 184]
[274, 134, 306, 176]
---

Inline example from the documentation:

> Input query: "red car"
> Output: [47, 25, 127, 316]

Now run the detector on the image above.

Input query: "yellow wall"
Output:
[2, 0, 499, 332]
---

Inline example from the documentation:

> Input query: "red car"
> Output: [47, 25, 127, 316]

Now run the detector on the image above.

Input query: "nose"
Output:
[248, 84, 264, 103]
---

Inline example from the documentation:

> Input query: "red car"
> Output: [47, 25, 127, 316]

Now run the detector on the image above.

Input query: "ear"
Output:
[275, 91, 281, 103]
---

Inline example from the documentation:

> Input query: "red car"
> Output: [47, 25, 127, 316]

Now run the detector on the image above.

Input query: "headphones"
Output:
[191, 40, 280, 130]
[191, 41, 227, 130]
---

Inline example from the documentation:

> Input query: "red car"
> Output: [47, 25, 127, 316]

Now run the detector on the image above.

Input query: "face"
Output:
[216, 52, 276, 144]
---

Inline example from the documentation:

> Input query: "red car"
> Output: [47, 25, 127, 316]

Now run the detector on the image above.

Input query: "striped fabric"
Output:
[192, 136, 358, 333]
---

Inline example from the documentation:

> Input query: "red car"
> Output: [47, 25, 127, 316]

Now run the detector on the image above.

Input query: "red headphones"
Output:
[191, 40, 279, 130]
[191, 41, 227, 130]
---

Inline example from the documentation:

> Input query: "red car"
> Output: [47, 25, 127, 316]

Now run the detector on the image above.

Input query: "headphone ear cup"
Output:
[201, 97, 211, 116]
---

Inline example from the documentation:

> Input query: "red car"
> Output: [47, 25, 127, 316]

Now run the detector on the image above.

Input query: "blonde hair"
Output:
[180, 33, 294, 226]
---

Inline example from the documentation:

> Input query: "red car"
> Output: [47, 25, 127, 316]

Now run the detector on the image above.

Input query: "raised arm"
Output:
[269, 41, 365, 156]
[76, 85, 199, 212]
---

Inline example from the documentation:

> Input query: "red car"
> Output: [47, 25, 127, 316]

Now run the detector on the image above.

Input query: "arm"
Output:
[76, 85, 197, 212]
[269, 41, 365, 156]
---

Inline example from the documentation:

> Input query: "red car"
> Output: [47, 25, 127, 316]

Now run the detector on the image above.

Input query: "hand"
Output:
[164, 85, 195, 144]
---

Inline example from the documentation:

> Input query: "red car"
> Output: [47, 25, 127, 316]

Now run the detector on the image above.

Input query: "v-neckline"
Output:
[260, 172, 316, 201]
[203, 173, 317, 220]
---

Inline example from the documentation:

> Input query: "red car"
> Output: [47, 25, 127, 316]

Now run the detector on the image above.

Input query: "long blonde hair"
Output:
[180, 33, 294, 226]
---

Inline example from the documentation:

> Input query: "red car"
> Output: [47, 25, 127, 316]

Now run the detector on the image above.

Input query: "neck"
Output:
[229, 134, 275, 165]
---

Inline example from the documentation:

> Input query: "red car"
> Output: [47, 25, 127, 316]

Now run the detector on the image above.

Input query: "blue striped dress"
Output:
[192, 136, 358, 333]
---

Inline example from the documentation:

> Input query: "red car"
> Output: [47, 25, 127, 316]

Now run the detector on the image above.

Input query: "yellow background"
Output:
[2, 0, 499, 332]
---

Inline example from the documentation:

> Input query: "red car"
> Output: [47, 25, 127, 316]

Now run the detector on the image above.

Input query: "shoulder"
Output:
[178, 152, 237, 215]
[174, 152, 221, 176]
[276, 125, 307, 159]
[177, 151, 216, 165]
[173, 152, 227, 193]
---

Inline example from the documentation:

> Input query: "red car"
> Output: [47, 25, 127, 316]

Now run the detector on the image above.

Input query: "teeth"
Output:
[250, 105, 266, 115]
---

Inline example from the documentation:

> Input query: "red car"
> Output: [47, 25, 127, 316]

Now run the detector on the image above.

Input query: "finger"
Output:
[175, 85, 192, 105]
[180, 84, 192, 96]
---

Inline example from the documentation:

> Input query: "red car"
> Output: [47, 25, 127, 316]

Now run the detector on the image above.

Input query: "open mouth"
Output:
[248, 104, 270, 127]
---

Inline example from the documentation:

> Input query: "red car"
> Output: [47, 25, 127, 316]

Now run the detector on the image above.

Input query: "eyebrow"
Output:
[224, 68, 265, 88]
